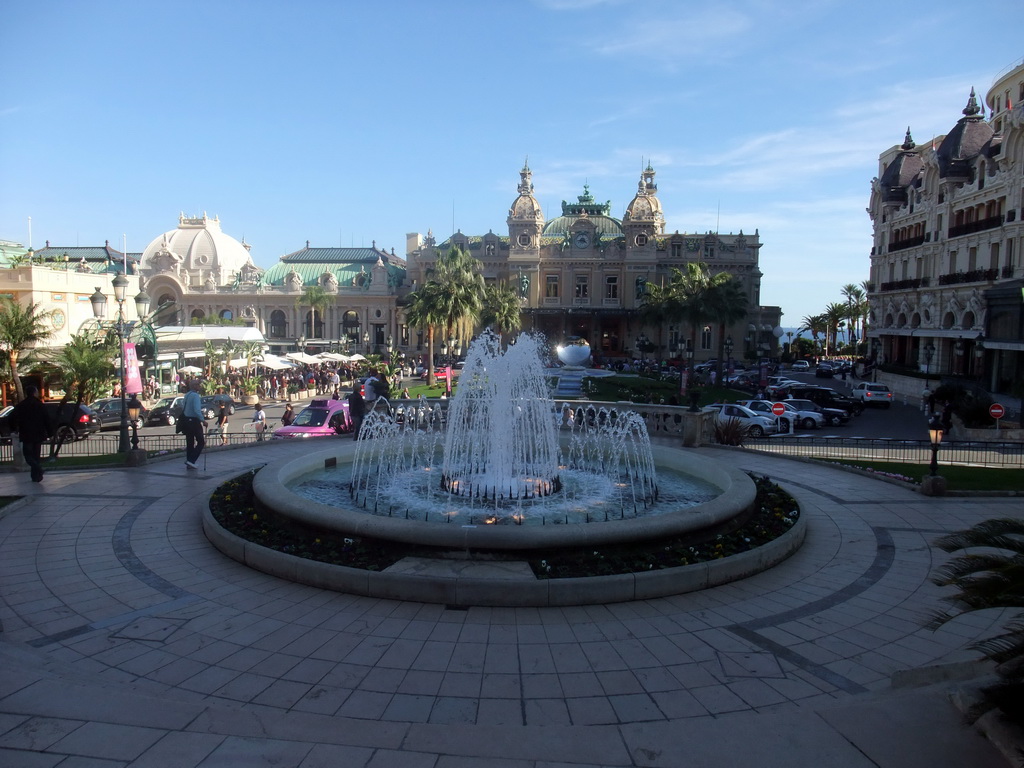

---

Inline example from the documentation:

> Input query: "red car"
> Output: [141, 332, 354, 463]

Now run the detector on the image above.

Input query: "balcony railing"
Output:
[947, 214, 1004, 238]
[937, 268, 999, 286]
[878, 277, 929, 292]
[887, 234, 926, 253]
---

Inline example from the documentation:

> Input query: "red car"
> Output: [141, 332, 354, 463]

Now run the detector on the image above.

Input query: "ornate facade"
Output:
[406, 163, 782, 362]
[867, 59, 1024, 396]
[137, 213, 408, 355]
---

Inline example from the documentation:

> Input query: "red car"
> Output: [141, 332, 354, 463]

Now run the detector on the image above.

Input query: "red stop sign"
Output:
[771, 402, 787, 416]
[989, 403, 1005, 419]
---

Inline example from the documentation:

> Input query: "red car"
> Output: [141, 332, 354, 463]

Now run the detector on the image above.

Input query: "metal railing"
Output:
[0, 426, 279, 464]
[743, 435, 1024, 468]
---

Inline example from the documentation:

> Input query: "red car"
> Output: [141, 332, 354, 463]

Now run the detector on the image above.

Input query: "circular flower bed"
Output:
[210, 469, 800, 579]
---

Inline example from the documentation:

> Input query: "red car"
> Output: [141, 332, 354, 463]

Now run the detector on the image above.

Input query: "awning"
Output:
[317, 352, 348, 362]
[286, 352, 322, 364]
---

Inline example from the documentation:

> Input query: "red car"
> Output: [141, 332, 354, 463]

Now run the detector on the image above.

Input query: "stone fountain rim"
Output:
[253, 442, 756, 552]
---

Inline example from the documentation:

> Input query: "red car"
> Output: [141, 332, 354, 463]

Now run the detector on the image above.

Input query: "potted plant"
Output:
[241, 375, 262, 405]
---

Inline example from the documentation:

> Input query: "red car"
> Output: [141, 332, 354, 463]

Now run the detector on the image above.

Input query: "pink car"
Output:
[273, 398, 351, 439]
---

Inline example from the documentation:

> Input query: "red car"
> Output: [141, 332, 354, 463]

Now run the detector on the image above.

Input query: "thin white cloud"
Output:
[532, 0, 626, 8]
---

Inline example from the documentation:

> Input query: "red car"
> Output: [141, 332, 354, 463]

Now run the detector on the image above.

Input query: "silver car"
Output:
[737, 399, 824, 430]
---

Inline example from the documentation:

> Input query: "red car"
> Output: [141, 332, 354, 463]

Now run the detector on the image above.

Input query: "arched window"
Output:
[269, 310, 286, 339]
[190, 309, 205, 323]
[219, 309, 233, 321]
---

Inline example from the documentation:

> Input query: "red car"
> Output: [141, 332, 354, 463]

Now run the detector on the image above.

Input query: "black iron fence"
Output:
[743, 435, 1024, 468]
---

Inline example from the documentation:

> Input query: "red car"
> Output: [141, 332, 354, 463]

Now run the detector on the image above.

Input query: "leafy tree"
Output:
[479, 282, 522, 346]
[0, 297, 54, 402]
[297, 285, 332, 339]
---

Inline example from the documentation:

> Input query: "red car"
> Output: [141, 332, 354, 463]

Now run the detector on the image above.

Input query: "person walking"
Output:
[250, 402, 267, 441]
[216, 402, 230, 446]
[8, 385, 54, 482]
[181, 379, 205, 470]
[347, 384, 365, 439]
[281, 402, 295, 427]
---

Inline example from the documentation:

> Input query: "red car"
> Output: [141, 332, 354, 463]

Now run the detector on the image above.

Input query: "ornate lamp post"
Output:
[635, 333, 649, 364]
[724, 335, 734, 375]
[126, 394, 143, 451]
[686, 341, 699, 411]
[923, 342, 935, 377]
[954, 337, 964, 375]
[362, 331, 370, 354]
[90, 274, 145, 454]
[922, 414, 947, 496]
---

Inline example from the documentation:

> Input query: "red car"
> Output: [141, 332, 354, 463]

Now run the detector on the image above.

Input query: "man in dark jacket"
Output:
[8, 385, 54, 482]
[346, 385, 365, 439]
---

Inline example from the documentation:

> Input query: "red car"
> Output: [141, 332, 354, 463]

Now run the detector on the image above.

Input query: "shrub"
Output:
[714, 417, 746, 446]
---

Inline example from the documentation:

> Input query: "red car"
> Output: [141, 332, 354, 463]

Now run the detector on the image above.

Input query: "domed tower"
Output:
[507, 161, 544, 263]
[936, 88, 995, 186]
[623, 163, 664, 260]
[878, 128, 925, 208]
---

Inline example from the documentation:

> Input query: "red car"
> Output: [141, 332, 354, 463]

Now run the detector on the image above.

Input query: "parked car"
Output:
[783, 398, 850, 427]
[0, 401, 101, 442]
[89, 397, 149, 430]
[202, 394, 235, 418]
[851, 382, 894, 408]
[704, 403, 780, 437]
[781, 385, 864, 417]
[273, 398, 351, 439]
[790, 360, 810, 372]
[815, 362, 835, 378]
[736, 399, 825, 430]
[146, 396, 185, 426]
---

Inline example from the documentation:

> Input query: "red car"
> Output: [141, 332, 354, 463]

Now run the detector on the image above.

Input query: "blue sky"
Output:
[1, 0, 1020, 325]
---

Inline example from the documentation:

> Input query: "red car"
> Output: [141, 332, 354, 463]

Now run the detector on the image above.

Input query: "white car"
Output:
[736, 399, 825, 430]
[851, 382, 893, 408]
[704, 403, 780, 437]
[790, 360, 810, 371]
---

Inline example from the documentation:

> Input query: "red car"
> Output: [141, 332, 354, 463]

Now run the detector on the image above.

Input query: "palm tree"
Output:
[406, 246, 484, 384]
[45, 331, 116, 406]
[204, 340, 219, 377]
[799, 314, 827, 355]
[0, 297, 54, 402]
[707, 276, 748, 382]
[297, 285, 332, 340]
[927, 518, 1024, 706]
[638, 276, 685, 354]
[479, 282, 522, 346]
[841, 284, 865, 348]
[823, 303, 847, 356]
[676, 262, 727, 361]
[404, 283, 446, 385]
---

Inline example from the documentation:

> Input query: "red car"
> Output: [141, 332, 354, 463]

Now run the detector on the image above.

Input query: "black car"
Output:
[146, 396, 185, 426]
[815, 363, 835, 378]
[0, 401, 101, 442]
[784, 385, 864, 417]
[89, 398, 149, 430]
[202, 395, 235, 419]
[783, 398, 850, 427]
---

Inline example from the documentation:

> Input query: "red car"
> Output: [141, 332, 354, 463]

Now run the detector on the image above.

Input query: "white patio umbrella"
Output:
[177, 365, 204, 374]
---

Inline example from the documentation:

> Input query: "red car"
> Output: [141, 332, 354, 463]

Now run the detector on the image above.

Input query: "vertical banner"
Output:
[445, 366, 452, 396]
[123, 342, 144, 395]
[680, 369, 688, 396]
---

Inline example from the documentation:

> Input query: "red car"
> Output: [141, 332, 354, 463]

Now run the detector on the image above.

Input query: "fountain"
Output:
[221, 328, 804, 605]
[342, 331, 664, 526]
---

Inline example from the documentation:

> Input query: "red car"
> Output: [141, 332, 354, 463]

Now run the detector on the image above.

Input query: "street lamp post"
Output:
[127, 394, 143, 450]
[724, 335, 734, 375]
[90, 275, 140, 453]
[923, 342, 935, 377]
[636, 333, 649, 364]
[363, 331, 370, 354]
[685, 341, 699, 411]
[922, 414, 947, 496]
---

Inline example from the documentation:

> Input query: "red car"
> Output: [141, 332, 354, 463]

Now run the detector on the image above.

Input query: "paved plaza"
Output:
[0, 441, 1017, 767]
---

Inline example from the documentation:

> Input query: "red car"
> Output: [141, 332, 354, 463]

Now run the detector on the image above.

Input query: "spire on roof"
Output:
[963, 87, 981, 118]
[902, 127, 915, 151]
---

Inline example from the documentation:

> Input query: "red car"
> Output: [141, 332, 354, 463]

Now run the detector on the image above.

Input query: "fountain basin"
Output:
[253, 442, 756, 553]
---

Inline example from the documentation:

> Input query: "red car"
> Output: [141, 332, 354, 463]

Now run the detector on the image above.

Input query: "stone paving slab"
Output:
[0, 444, 1017, 765]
